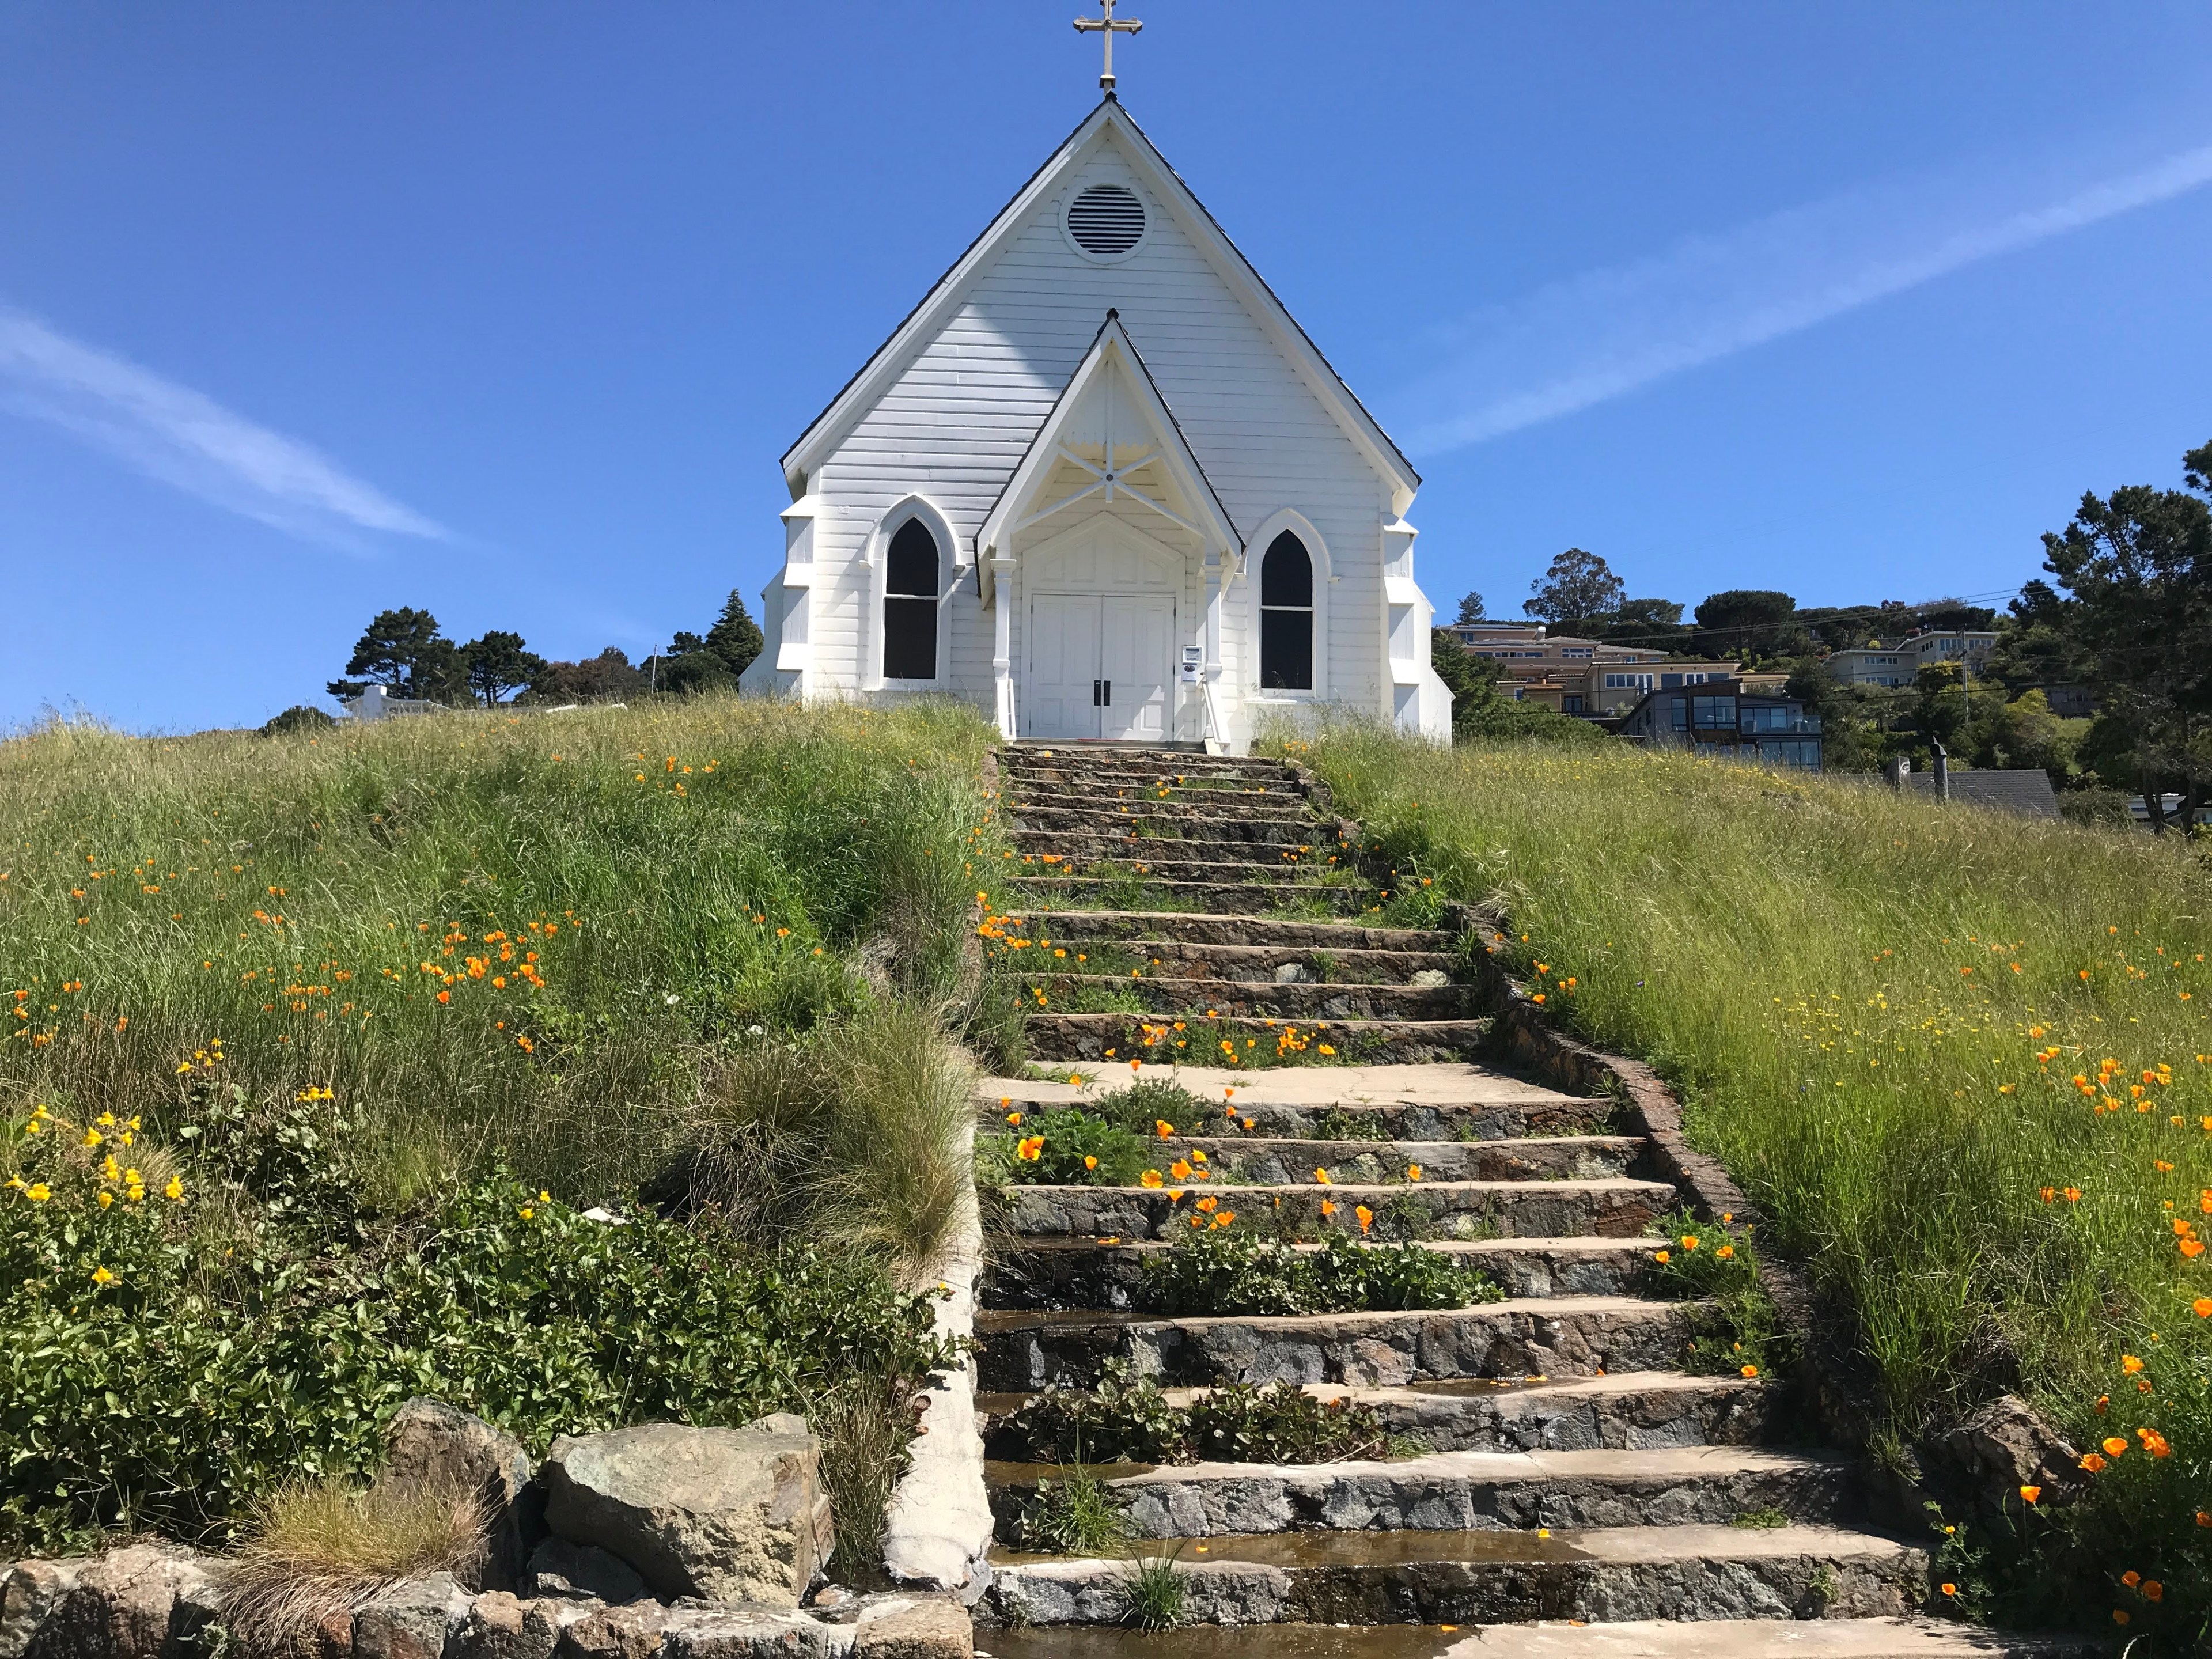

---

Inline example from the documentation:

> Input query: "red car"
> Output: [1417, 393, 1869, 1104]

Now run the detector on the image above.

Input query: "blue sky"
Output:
[4, 2, 2210, 732]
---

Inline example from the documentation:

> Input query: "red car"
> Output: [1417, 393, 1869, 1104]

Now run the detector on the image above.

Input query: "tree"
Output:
[2039, 438, 2212, 830]
[327, 608, 464, 703]
[1454, 591, 1487, 626]
[1986, 689, 2080, 785]
[706, 590, 767, 681]
[658, 651, 735, 697]
[1692, 590, 1805, 662]
[1783, 659, 1882, 772]
[1524, 549, 1624, 626]
[1985, 579, 2090, 697]
[525, 647, 647, 704]
[460, 631, 548, 707]
[1600, 597, 1688, 649]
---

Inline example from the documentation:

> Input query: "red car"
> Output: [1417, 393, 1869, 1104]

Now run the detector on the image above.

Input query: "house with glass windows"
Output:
[1617, 679, 1824, 768]
[738, 97, 1453, 748]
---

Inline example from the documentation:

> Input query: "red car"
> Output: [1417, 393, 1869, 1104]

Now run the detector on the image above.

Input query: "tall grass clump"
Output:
[1276, 724, 2212, 1634]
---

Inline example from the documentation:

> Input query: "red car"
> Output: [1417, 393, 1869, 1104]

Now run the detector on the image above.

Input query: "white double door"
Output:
[1025, 592, 1175, 741]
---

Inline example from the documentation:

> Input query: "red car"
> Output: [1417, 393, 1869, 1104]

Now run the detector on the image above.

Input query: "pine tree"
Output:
[706, 590, 767, 681]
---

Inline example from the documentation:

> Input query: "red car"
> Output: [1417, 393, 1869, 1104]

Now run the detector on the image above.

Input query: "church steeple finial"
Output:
[1073, 0, 1142, 96]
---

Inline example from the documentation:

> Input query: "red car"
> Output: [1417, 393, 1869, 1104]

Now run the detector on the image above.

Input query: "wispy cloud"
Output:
[0, 307, 446, 543]
[1396, 141, 2212, 456]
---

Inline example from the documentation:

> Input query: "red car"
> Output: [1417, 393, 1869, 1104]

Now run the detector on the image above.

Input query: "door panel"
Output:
[1100, 594, 1173, 742]
[1025, 594, 1102, 740]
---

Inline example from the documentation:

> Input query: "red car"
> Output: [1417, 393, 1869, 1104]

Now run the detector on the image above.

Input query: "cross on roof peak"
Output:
[1074, 0, 1142, 95]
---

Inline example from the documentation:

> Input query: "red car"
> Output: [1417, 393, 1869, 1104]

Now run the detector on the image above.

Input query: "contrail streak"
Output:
[1397, 142, 2212, 456]
[0, 307, 446, 542]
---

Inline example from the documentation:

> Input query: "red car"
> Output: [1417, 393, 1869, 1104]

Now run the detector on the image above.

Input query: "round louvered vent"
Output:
[1067, 183, 1146, 257]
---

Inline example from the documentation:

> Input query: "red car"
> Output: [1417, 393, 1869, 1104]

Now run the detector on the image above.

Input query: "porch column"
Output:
[990, 555, 1017, 740]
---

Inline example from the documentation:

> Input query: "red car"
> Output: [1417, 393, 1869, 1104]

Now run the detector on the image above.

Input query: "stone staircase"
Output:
[968, 744, 2093, 1659]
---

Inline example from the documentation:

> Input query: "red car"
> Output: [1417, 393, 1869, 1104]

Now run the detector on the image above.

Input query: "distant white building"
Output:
[740, 97, 1452, 749]
[342, 685, 441, 722]
[1830, 630, 1996, 689]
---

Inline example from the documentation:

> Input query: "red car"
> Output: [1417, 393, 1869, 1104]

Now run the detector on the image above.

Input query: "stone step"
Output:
[975, 1619, 2104, 1659]
[983, 1521, 1916, 1626]
[1021, 972, 1476, 1023]
[1010, 879, 1382, 917]
[985, 1062, 1600, 1119]
[1012, 817, 1331, 851]
[983, 1445, 1862, 1540]
[1003, 913, 1456, 952]
[972, 1294, 1698, 1391]
[1009, 789, 1320, 821]
[1014, 939, 1459, 986]
[995, 1176, 1672, 1243]
[982, 1237, 1657, 1311]
[1126, 1135, 1646, 1187]
[1004, 760, 1301, 788]
[1023, 1013, 1493, 1065]
[978, 1370, 1779, 1457]
[1012, 842, 1346, 878]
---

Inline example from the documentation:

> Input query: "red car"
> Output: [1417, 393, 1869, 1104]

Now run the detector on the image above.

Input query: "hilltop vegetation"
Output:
[0, 699, 999, 1563]
[1283, 725, 2212, 1631]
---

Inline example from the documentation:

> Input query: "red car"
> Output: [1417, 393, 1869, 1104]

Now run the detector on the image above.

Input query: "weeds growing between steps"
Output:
[1277, 721, 2212, 1638]
[0, 698, 1001, 1565]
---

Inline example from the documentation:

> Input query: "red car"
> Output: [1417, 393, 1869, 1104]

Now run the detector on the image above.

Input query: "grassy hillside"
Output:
[1281, 726, 2212, 1630]
[0, 699, 999, 1560]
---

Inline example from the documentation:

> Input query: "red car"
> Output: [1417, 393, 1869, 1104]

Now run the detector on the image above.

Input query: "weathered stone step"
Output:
[982, 1236, 1656, 1310]
[1021, 972, 1475, 1022]
[1024, 1013, 1491, 1065]
[1012, 853, 1351, 884]
[972, 1294, 1697, 1391]
[1004, 759, 1301, 787]
[1018, 939, 1459, 986]
[1003, 912, 1455, 952]
[979, 1370, 1778, 1458]
[1009, 789, 1320, 821]
[983, 1445, 1861, 1539]
[1142, 1135, 1644, 1187]
[1010, 878, 1381, 917]
[995, 1176, 1671, 1243]
[986, 1061, 1599, 1119]
[983, 1521, 1917, 1626]
[975, 1618, 2104, 1659]
[1012, 817, 1329, 850]
[1012, 838, 1342, 874]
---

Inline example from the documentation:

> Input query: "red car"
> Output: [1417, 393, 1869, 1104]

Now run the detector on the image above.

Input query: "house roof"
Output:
[1904, 770, 2061, 818]
[779, 97, 1420, 511]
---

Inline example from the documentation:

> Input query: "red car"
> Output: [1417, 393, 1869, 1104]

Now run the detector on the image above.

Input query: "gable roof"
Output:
[781, 97, 1420, 512]
[975, 311, 1240, 586]
[1904, 770, 2061, 818]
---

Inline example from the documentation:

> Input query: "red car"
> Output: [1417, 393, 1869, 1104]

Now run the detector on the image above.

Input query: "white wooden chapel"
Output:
[740, 12, 1453, 748]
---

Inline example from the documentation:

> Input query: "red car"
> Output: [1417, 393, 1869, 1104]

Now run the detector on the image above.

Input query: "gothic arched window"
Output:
[1259, 531, 1314, 691]
[883, 519, 940, 680]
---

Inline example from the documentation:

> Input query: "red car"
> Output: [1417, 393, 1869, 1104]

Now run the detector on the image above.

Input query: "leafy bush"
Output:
[1140, 1228, 1501, 1317]
[982, 1107, 1150, 1187]
[1004, 1359, 1402, 1467]
[0, 1089, 952, 1556]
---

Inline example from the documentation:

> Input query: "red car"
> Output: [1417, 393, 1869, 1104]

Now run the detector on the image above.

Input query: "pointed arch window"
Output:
[883, 519, 940, 680]
[1259, 531, 1314, 690]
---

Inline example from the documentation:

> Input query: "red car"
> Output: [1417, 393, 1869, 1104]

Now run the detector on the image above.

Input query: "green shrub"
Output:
[1645, 1209, 1785, 1379]
[1016, 1465, 1128, 1555]
[1140, 1228, 1501, 1317]
[983, 1107, 1150, 1187]
[1004, 1360, 1401, 1468]
[0, 1083, 952, 1555]
[1118, 1547, 1186, 1628]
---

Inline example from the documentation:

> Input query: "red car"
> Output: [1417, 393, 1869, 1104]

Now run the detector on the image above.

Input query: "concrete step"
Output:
[975, 1620, 2104, 1659]
[1003, 912, 1456, 952]
[973, 1294, 1699, 1391]
[1020, 972, 1477, 1022]
[1009, 878, 1382, 917]
[983, 1521, 1917, 1626]
[995, 1176, 1673, 1243]
[983, 1445, 1863, 1540]
[1128, 1135, 1646, 1187]
[982, 1237, 1658, 1311]
[1018, 938, 1460, 986]
[1023, 1013, 1493, 1065]
[978, 1371, 1781, 1457]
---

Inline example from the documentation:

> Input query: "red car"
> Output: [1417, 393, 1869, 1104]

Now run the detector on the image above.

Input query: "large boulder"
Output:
[541, 1419, 833, 1608]
[351, 1573, 472, 1659]
[851, 1599, 970, 1659]
[385, 1399, 539, 1593]
[28, 1547, 217, 1659]
[1, 1561, 84, 1659]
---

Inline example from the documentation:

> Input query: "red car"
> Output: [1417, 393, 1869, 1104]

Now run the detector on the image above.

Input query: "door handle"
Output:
[1092, 680, 1101, 706]
[1103, 680, 1112, 706]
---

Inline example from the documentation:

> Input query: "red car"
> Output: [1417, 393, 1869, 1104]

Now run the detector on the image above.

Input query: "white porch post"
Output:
[990, 555, 1018, 739]
[1203, 551, 1229, 755]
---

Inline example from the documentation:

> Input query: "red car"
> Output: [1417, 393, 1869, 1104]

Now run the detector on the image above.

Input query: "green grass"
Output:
[0, 698, 997, 1558]
[1275, 725, 2212, 1630]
